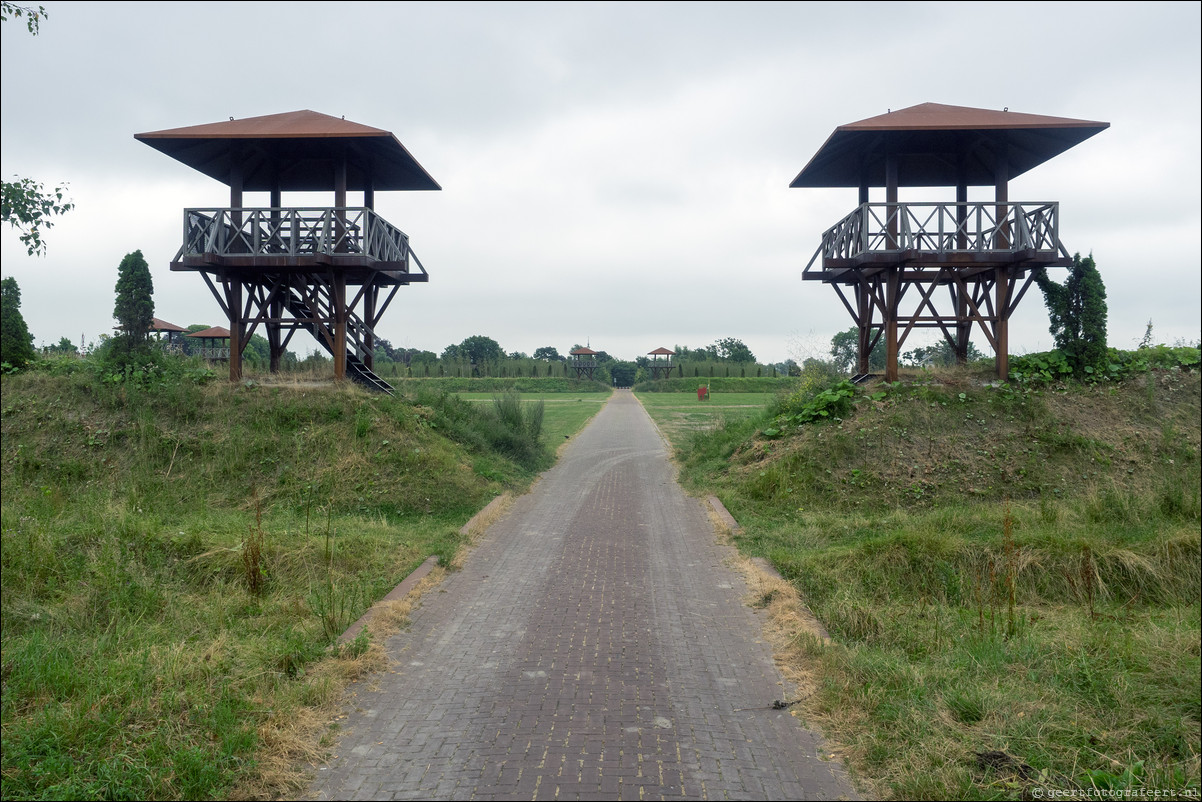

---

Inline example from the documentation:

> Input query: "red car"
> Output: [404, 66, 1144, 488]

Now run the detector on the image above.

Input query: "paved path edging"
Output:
[337, 494, 511, 645]
[704, 495, 833, 643]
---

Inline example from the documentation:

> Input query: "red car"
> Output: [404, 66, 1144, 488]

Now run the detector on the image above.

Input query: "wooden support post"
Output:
[270, 187, 282, 254]
[334, 151, 347, 254]
[333, 272, 347, 380]
[956, 176, 968, 251]
[228, 280, 243, 382]
[995, 146, 1009, 250]
[857, 280, 871, 375]
[885, 270, 900, 382]
[995, 267, 1010, 379]
[363, 284, 376, 371]
[885, 152, 899, 250]
[230, 164, 243, 216]
[268, 296, 283, 373]
[955, 282, 971, 364]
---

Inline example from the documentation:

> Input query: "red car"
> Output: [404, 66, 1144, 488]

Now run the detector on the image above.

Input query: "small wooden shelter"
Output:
[648, 347, 676, 380]
[136, 110, 440, 392]
[186, 326, 231, 361]
[569, 347, 598, 380]
[793, 103, 1108, 381]
[151, 318, 187, 344]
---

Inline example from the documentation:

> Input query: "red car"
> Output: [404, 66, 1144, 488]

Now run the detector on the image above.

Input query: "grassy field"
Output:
[1, 368, 550, 800]
[455, 391, 611, 445]
[673, 365, 1201, 800]
[635, 391, 776, 446]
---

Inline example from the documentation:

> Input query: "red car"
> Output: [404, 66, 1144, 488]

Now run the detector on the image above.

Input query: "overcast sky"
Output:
[2, 1, 1199, 364]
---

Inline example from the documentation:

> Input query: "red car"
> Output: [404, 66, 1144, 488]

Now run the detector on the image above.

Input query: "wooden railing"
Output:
[176, 207, 414, 265]
[806, 202, 1070, 271]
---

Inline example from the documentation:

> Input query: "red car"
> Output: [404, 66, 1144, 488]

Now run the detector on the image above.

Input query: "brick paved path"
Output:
[309, 390, 858, 800]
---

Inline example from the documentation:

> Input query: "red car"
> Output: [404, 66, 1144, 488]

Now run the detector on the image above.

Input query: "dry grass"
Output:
[237, 569, 447, 800]
[450, 493, 514, 569]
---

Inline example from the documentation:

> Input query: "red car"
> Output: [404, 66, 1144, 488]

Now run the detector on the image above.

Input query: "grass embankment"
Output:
[674, 367, 1201, 800]
[0, 371, 560, 800]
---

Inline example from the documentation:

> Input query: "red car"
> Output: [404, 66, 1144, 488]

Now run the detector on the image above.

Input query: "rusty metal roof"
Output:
[136, 110, 440, 192]
[790, 103, 1109, 188]
[648, 347, 675, 356]
[186, 326, 231, 338]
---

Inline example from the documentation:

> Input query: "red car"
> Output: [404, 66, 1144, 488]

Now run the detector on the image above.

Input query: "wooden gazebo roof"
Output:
[648, 347, 675, 356]
[790, 103, 1109, 188]
[187, 326, 231, 339]
[570, 347, 598, 356]
[135, 110, 441, 192]
[151, 318, 186, 333]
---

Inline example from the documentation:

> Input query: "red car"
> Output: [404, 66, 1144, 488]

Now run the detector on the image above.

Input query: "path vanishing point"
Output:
[309, 390, 859, 800]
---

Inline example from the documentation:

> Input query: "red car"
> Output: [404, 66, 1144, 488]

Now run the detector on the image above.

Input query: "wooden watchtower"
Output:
[792, 103, 1108, 381]
[569, 347, 598, 380]
[648, 347, 676, 380]
[136, 110, 440, 392]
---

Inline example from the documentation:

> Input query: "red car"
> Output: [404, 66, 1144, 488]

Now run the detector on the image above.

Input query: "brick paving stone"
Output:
[309, 390, 859, 801]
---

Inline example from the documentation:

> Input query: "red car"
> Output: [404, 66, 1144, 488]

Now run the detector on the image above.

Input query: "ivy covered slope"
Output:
[676, 352, 1200, 801]
[692, 351, 1200, 514]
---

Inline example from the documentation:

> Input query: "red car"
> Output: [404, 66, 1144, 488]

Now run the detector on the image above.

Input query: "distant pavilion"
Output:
[569, 347, 598, 380]
[151, 318, 187, 344]
[648, 348, 676, 380]
[186, 326, 231, 361]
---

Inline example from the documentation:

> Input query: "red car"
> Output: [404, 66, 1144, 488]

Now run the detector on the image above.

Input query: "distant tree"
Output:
[374, 337, 402, 362]
[1034, 252, 1108, 376]
[112, 250, 154, 353]
[455, 335, 504, 365]
[902, 340, 985, 367]
[1, 276, 36, 368]
[713, 337, 755, 363]
[609, 361, 639, 386]
[46, 335, 77, 355]
[242, 333, 273, 364]
[533, 346, 562, 361]
[1, 3, 74, 256]
[404, 348, 438, 366]
[830, 327, 885, 374]
[508, 350, 529, 360]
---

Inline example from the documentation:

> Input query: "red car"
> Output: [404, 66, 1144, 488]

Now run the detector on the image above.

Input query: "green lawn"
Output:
[634, 391, 774, 449]
[456, 392, 611, 444]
